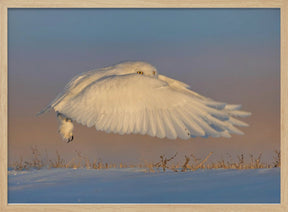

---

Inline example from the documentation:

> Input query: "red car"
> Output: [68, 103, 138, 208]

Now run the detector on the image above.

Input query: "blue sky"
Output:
[9, 9, 279, 47]
[8, 9, 280, 164]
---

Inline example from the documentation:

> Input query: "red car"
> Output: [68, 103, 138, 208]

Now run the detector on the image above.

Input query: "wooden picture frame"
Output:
[0, 0, 287, 211]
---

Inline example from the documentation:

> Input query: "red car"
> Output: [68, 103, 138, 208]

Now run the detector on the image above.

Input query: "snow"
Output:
[8, 168, 280, 203]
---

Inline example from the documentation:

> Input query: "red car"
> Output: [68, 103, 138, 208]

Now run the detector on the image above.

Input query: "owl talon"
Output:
[67, 135, 74, 143]
[57, 112, 74, 143]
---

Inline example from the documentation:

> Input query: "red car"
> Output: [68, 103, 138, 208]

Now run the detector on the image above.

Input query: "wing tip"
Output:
[36, 105, 51, 117]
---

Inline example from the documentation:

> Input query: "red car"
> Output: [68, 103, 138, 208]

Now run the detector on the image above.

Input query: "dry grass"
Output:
[10, 146, 280, 172]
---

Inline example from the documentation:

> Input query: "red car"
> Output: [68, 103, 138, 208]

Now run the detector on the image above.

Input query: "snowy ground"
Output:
[8, 167, 280, 203]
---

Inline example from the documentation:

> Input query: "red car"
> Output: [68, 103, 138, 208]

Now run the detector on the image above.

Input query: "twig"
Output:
[191, 152, 213, 171]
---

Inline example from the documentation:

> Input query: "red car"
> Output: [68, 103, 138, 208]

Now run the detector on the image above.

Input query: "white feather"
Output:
[39, 61, 251, 140]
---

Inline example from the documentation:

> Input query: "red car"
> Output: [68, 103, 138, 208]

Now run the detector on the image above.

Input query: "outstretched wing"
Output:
[54, 74, 250, 139]
[37, 66, 114, 115]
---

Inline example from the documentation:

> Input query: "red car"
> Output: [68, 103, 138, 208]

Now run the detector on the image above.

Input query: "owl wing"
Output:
[53, 73, 250, 139]
[37, 66, 114, 115]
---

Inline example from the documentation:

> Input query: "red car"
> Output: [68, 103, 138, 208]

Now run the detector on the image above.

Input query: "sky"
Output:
[8, 9, 280, 165]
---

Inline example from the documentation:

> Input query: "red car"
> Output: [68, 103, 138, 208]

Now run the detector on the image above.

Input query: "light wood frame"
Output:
[0, 0, 287, 211]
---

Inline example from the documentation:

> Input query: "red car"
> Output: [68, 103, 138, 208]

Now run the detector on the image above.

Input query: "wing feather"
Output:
[175, 108, 206, 137]
[147, 109, 157, 137]
[54, 73, 250, 139]
[162, 110, 177, 139]
[140, 109, 148, 135]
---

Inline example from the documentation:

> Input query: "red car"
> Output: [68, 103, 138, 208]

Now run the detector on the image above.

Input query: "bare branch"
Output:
[191, 152, 213, 171]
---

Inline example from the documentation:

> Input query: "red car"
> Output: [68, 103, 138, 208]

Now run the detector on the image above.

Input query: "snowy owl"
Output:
[38, 61, 251, 143]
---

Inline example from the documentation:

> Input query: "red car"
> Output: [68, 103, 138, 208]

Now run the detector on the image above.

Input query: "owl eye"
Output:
[152, 71, 156, 75]
[137, 71, 143, 75]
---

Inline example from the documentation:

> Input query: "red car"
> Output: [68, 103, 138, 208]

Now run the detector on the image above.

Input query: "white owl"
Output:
[38, 61, 250, 143]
